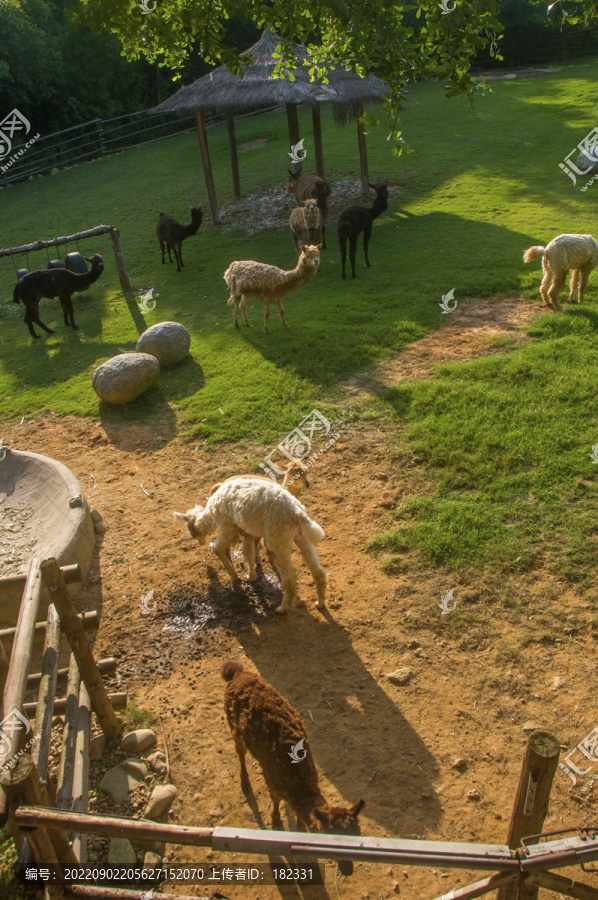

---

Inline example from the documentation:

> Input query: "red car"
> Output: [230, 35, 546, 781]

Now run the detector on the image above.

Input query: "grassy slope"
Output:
[2, 61, 598, 581]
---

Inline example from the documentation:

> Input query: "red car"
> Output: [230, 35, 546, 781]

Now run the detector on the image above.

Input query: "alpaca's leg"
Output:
[166, 243, 173, 264]
[272, 551, 298, 613]
[270, 791, 284, 829]
[295, 535, 327, 609]
[242, 533, 257, 581]
[228, 292, 240, 328]
[263, 300, 271, 334]
[210, 527, 241, 583]
[363, 222, 373, 268]
[239, 295, 252, 328]
[178, 243, 184, 269]
[548, 270, 566, 310]
[349, 235, 359, 279]
[159, 240, 166, 264]
[578, 267, 591, 304]
[31, 301, 55, 336]
[539, 259, 553, 307]
[233, 733, 251, 793]
[569, 270, 579, 301]
[60, 293, 78, 330]
[276, 299, 290, 329]
[24, 306, 40, 339]
[321, 216, 327, 250]
[340, 236, 347, 279]
[60, 299, 70, 328]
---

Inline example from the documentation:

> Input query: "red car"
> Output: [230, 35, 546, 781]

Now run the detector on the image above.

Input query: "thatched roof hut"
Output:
[153, 30, 388, 224]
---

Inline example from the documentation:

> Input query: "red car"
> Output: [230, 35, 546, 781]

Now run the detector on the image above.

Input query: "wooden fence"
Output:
[0, 104, 282, 187]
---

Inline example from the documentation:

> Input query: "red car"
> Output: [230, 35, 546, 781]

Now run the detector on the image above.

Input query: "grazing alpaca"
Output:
[338, 183, 389, 279]
[523, 234, 598, 309]
[156, 205, 202, 272]
[222, 660, 364, 875]
[224, 245, 321, 334]
[174, 476, 327, 613]
[289, 200, 321, 256]
[12, 255, 105, 338]
[287, 166, 331, 249]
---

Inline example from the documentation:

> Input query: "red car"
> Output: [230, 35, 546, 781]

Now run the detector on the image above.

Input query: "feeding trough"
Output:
[65, 252, 88, 274]
[0, 448, 95, 626]
[16, 267, 29, 280]
[46, 258, 66, 269]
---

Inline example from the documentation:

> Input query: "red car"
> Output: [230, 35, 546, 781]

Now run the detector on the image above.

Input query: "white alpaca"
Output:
[174, 477, 327, 613]
[523, 234, 598, 309]
[224, 244, 321, 333]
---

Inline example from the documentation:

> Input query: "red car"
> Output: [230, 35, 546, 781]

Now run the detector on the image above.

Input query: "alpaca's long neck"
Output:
[180, 219, 201, 238]
[76, 268, 102, 288]
[285, 258, 315, 288]
[370, 198, 388, 221]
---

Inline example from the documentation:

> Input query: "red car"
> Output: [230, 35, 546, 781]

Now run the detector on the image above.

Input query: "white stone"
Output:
[121, 729, 157, 753]
[136, 322, 190, 367]
[386, 668, 413, 685]
[99, 759, 147, 802]
[144, 783, 178, 821]
[90, 735, 105, 762]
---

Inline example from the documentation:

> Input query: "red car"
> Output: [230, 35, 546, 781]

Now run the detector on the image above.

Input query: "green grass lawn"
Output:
[2, 59, 598, 582]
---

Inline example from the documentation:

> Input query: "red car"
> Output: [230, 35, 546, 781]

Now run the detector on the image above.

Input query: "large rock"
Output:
[136, 322, 190, 367]
[120, 729, 157, 754]
[144, 783, 178, 821]
[99, 758, 148, 802]
[92, 353, 160, 404]
[108, 838, 137, 866]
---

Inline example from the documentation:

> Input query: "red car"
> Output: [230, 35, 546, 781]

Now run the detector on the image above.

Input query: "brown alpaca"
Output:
[224, 245, 321, 333]
[222, 661, 364, 875]
[289, 200, 321, 256]
[287, 165, 331, 249]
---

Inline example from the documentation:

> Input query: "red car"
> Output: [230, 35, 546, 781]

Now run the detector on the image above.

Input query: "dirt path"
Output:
[2, 296, 596, 900]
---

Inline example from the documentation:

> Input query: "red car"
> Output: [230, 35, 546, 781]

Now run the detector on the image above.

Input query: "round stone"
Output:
[92, 353, 160, 404]
[136, 322, 190, 367]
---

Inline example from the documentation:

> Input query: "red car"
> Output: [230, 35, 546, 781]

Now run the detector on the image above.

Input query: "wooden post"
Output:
[497, 731, 561, 900]
[0, 636, 8, 697]
[312, 104, 325, 178]
[69, 887, 208, 900]
[356, 105, 369, 196]
[1, 558, 43, 769]
[0, 610, 97, 652]
[71, 683, 91, 862]
[28, 658, 116, 690]
[31, 604, 61, 790]
[195, 111, 220, 226]
[226, 111, 241, 199]
[109, 228, 132, 293]
[525, 871, 598, 900]
[56, 655, 81, 811]
[40, 559, 121, 739]
[1, 754, 77, 866]
[0, 563, 81, 597]
[286, 103, 300, 152]
[23, 692, 126, 718]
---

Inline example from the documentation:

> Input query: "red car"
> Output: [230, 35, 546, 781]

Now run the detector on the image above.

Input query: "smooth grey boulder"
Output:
[136, 322, 190, 367]
[92, 353, 160, 404]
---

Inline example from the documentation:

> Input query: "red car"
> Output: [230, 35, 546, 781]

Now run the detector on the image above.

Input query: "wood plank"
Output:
[312, 104, 325, 178]
[0, 564, 81, 596]
[69, 887, 206, 900]
[430, 872, 518, 900]
[40, 560, 120, 738]
[526, 870, 598, 900]
[23, 692, 127, 717]
[226, 111, 241, 199]
[109, 228, 132, 293]
[195, 111, 220, 226]
[286, 103, 300, 151]
[1, 558, 43, 769]
[31, 604, 61, 788]
[0, 611, 98, 650]
[356, 105, 369, 195]
[56, 654, 81, 811]
[28, 657, 116, 690]
[71, 683, 91, 863]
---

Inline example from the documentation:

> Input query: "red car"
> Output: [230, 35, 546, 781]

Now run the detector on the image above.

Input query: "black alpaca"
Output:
[156, 205, 202, 272]
[338, 183, 389, 279]
[13, 254, 105, 339]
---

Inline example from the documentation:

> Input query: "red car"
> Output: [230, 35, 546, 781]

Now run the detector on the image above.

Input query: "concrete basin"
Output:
[0, 448, 95, 626]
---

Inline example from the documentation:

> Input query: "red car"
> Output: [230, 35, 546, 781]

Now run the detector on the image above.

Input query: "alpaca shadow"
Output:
[225, 601, 443, 840]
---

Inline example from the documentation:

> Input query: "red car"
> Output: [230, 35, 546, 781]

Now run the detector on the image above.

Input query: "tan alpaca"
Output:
[224, 245, 321, 333]
[523, 234, 598, 309]
[289, 200, 321, 256]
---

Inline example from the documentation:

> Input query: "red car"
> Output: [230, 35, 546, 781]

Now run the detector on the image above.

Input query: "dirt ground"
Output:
[3, 295, 598, 900]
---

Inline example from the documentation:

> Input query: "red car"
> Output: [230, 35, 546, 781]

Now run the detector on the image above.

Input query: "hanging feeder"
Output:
[47, 237, 65, 269]
[65, 252, 88, 274]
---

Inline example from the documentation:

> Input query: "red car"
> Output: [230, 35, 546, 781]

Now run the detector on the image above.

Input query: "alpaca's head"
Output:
[282, 460, 309, 497]
[299, 244, 321, 273]
[188, 205, 203, 225]
[369, 182, 389, 201]
[173, 505, 211, 544]
[303, 199, 318, 212]
[84, 254, 104, 275]
[308, 799, 365, 876]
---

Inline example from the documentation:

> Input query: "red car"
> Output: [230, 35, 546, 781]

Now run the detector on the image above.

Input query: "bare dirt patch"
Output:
[3, 298, 598, 900]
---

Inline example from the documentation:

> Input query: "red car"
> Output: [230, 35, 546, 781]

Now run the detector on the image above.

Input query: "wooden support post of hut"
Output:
[286, 103, 300, 151]
[195, 112, 221, 226]
[497, 730, 561, 900]
[226, 111, 241, 199]
[312, 104, 325, 178]
[109, 228, 132, 293]
[356, 105, 369, 195]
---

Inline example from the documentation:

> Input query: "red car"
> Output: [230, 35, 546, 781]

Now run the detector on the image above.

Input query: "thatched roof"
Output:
[153, 29, 387, 122]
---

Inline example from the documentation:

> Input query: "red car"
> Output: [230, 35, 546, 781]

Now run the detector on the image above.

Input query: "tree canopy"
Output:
[74, 0, 505, 144]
